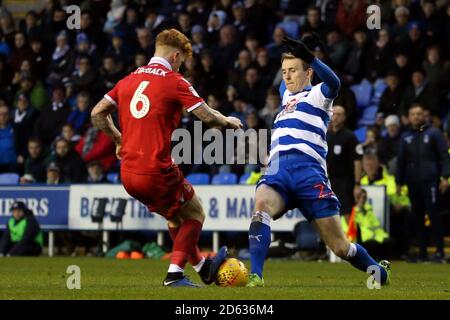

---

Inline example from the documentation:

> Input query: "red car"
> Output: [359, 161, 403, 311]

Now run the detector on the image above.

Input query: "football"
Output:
[216, 258, 249, 287]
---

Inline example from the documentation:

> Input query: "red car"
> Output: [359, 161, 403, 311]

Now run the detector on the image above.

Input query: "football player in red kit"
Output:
[91, 29, 243, 287]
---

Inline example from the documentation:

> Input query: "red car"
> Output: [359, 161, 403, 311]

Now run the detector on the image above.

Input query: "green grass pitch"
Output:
[0, 258, 449, 300]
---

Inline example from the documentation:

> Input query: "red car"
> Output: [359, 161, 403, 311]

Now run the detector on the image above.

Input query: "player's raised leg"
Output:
[164, 194, 228, 287]
[247, 184, 285, 287]
[312, 215, 390, 285]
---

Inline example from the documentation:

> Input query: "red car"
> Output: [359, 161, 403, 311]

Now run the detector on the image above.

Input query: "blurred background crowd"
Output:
[0, 0, 449, 258]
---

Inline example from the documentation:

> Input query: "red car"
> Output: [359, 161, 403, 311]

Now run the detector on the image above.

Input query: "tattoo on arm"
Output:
[91, 98, 122, 145]
[192, 103, 228, 127]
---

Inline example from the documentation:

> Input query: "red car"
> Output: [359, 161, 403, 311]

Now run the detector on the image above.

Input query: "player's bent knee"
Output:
[254, 198, 277, 218]
[330, 242, 350, 259]
[179, 196, 205, 224]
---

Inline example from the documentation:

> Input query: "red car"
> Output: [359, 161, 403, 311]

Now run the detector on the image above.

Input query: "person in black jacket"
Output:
[396, 104, 449, 262]
[52, 138, 87, 183]
[0, 201, 43, 256]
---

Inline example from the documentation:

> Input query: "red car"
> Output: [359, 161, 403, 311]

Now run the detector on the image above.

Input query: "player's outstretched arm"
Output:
[283, 36, 340, 99]
[91, 98, 122, 158]
[192, 103, 243, 129]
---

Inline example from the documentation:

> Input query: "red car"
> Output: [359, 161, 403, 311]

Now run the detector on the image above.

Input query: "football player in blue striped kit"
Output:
[247, 35, 391, 287]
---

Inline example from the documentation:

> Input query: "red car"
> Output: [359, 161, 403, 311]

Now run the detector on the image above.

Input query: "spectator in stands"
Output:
[46, 161, 61, 184]
[0, 105, 17, 173]
[360, 153, 410, 256]
[0, 9, 15, 46]
[16, 74, 50, 111]
[20, 10, 41, 38]
[52, 138, 87, 183]
[342, 189, 395, 260]
[392, 51, 412, 87]
[378, 115, 402, 174]
[325, 29, 349, 68]
[143, 7, 168, 37]
[303, 6, 329, 39]
[10, 31, 31, 72]
[211, 25, 240, 71]
[390, 5, 410, 43]
[177, 11, 192, 38]
[67, 91, 91, 135]
[244, 34, 260, 61]
[191, 24, 206, 55]
[34, 85, 71, 145]
[206, 10, 227, 44]
[423, 46, 450, 98]
[231, 1, 248, 37]
[59, 123, 81, 148]
[87, 160, 109, 184]
[342, 28, 370, 85]
[105, 30, 130, 68]
[335, 0, 366, 37]
[327, 106, 363, 217]
[21, 137, 50, 184]
[42, 7, 67, 48]
[259, 87, 280, 129]
[266, 26, 286, 66]
[400, 68, 440, 120]
[255, 48, 276, 89]
[136, 27, 154, 60]
[400, 22, 428, 68]
[334, 86, 358, 130]
[74, 32, 99, 69]
[28, 35, 46, 81]
[396, 104, 449, 263]
[12, 92, 39, 159]
[198, 50, 225, 97]
[361, 127, 380, 155]
[0, 201, 42, 257]
[367, 28, 395, 80]
[69, 55, 98, 94]
[228, 49, 252, 86]
[79, 10, 104, 50]
[378, 71, 404, 117]
[127, 51, 147, 74]
[238, 66, 266, 109]
[46, 31, 75, 87]
[98, 54, 123, 96]
[75, 127, 116, 172]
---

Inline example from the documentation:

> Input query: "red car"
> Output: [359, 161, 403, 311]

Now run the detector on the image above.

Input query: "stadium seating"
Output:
[0, 173, 20, 185]
[186, 173, 210, 185]
[350, 79, 372, 109]
[276, 20, 299, 39]
[239, 173, 251, 185]
[371, 79, 387, 105]
[211, 173, 238, 185]
[106, 173, 120, 184]
[358, 105, 378, 126]
[354, 127, 367, 143]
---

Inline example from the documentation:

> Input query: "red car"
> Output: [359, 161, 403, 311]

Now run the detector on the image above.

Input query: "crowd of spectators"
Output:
[0, 0, 448, 182]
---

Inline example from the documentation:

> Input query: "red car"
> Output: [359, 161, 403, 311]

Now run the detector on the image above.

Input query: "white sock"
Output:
[347, 243, 357, 258]
[168, 264, 184, 273]
[193, 257, 206, 273]
[252, 211, 272, 226]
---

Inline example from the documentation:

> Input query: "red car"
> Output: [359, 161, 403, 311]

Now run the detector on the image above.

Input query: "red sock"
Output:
[169, 224, 203, 267]
[170, 219, 203, 269]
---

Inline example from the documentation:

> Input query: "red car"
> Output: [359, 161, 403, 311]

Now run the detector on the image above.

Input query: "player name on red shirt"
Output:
[105, 57, 204, 175]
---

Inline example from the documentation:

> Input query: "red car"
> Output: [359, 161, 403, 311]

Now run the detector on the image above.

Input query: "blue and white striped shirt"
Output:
[269, 58, 340, 175]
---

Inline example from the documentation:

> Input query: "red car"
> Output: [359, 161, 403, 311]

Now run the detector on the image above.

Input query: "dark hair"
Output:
[281, 52, 311, 71]
[28, 137, 42, 146]
[409, 103, 424, 111]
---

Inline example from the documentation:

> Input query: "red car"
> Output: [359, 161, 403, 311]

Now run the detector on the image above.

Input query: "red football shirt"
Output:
[105, 57, 204, 174]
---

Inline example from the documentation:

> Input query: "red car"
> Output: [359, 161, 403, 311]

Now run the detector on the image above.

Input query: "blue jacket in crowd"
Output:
[0, 124, 16, 165]
[396, 125, 450, 185]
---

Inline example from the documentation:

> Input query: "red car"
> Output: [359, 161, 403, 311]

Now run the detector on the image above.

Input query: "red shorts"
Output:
[121, 165, 194, 220]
